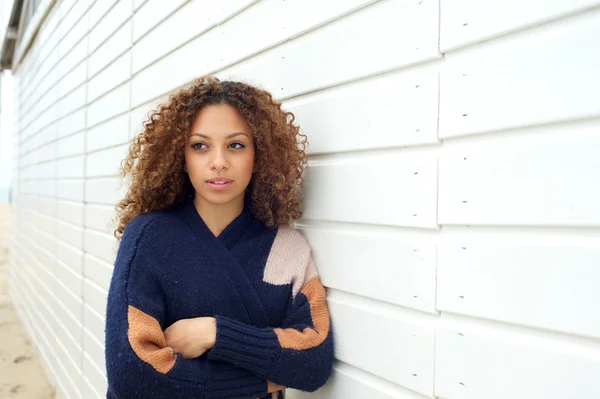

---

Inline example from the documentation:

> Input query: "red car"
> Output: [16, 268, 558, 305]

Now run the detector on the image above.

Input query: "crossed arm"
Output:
[163, 316, 285, 394]
[105, 220, 333, 398]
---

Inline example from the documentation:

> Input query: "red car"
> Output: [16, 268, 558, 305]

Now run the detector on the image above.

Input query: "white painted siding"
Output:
[6, 0, 600, 398]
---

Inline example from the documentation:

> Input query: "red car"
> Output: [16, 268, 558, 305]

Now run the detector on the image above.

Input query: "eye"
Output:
[229, 141, 245, 149]
[191, 142, 206, 150]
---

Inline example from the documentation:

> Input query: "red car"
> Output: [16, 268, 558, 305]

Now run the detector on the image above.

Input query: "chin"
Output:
[198, 192, 244, 207]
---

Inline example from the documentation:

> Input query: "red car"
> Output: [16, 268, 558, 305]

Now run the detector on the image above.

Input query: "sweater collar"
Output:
[179, 198, 251, 250]
[175, 197, 270, 327]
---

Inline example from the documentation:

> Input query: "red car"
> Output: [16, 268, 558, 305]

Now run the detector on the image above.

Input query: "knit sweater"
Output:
[105, 199, 334, 398]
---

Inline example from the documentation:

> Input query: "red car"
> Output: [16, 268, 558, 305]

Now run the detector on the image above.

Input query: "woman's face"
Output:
[184, 104, 255, 210]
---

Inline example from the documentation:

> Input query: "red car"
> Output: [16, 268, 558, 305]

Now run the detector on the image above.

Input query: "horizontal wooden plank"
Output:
[57, 11, 88, 66]
[82, 341, 107, 396]
[28, 247, 56, 287]
[37, 179, 57, 197]
[289, 361, 429, 399]
[84, 177, 126, 205]
[33, 229, 56, 258]
[82, 376, 103, 399]
[283, 62, 439, 155]
[34, 197, 58, 218]
[86, 82, 130, 128]
[57, 200, 84, 227]
[57, 220, 84, 249]
[302, 149, 438, 228]
[58, 59, 87, 100]
[439, 122, 600, 225]
[220, 0, 439, 102]
[56, 155, 84, 179]
[23, 85, 58, 128]
[55, 277, 83, 325]
[38, 141, 58, 163]
[132, 0, 187, 42]
[56, 179, 84, 202]
[89, 20, 131, 78]
[132, 0, 254, 72]
[33, 212, 55, 235]
[56, 259, 83, 298]
[83, 279, 108, 320]
[57, 85, 86, 120]
[438, 227, 600, 339]
[133, 0, 146, 11]
[88, 51, 131, 102]
[84, 254, 113, 292]
[84, 229, 117, 264]
[88, 0, 117, 29]
[24, 51, 60, 106]
[440, 0, 600, 51]
[440, 9, 600, 138]
[85, 145, 128, 178]
[88, 0, 131, 54]
[32, 161, 56, 180]
[57, 131, 85, 158]
[127, 97, 172, 145]
[33, 3, 60, 65]
[327, 291, 436, 396]
[435, 315, 600, 399]
[132, 0, 395, 105]
[53, 292, 83, 353]
[19, 181, 35, 195]
[56, 240, 83, 275]
[53, 336, 83, 398]
[57, 108, 86, 139]
[297, 222, 437, 313]
[29, 105, 58, 139]
[57, 33, 87, 81]
[86, 113, 130, 153]
[84, 204, 116, 235]
[83, 303, 105, 345]
[89, 0, 119, 31]
[82, 333, 105, 376]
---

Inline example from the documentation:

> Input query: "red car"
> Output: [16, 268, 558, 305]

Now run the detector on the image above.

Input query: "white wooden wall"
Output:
[7, 1, 600, 398]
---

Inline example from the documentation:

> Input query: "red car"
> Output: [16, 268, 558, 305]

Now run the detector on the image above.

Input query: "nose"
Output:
[210, 148, 229, 171]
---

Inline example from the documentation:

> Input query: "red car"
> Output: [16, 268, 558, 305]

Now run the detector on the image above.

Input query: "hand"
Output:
[267, 380, 286, 393]
[164, 317, 216, 359]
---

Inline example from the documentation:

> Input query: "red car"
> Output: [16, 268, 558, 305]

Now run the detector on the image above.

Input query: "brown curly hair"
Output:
[114, 76, 307, 239]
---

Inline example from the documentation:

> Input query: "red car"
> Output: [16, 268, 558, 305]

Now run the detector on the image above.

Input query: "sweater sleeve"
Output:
[206, 239, 334, 392]
[105, 216, 268, 399]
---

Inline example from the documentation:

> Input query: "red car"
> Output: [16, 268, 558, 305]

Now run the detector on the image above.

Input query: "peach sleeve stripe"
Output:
[274, 276, 330, 351]
[127, 305, 176, 374]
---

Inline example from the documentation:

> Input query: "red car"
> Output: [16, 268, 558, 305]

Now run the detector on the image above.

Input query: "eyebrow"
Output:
[190, 132, 249, 139]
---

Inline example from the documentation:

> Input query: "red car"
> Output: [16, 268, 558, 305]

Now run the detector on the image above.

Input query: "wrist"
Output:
[206, 317, 217, 349]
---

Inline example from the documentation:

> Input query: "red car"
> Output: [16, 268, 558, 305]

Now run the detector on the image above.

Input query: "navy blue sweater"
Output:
[105, 200, 333, 398]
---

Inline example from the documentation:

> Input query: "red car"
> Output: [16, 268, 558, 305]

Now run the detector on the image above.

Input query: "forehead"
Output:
[189, 104, 251, 137]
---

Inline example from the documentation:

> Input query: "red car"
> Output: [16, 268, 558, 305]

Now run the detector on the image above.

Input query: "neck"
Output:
[193, 195, 245, 237]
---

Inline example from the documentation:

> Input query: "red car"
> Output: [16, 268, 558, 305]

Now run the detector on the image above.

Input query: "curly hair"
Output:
[114, 76, 307, 239]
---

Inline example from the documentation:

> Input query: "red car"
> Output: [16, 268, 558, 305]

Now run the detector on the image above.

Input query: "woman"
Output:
[105, 77, 334, 398]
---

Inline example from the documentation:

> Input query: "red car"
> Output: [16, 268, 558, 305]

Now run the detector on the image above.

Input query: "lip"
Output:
[206, 178, 233, 191]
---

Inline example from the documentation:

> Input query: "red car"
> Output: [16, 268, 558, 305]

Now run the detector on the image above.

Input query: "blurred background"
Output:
[0, 0, 599, 398]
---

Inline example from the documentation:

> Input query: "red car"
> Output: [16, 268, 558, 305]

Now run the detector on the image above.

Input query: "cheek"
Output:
[245, 151, 256, 176]
[183, 152, 190, 172]
[184, 152, 198, 175]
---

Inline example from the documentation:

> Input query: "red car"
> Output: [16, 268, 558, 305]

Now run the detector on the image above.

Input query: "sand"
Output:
[0, 248, 55, 398]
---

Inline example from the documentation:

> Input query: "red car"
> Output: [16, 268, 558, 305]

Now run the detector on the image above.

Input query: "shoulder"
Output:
[273, 225, 311, 255]
[263, 225, 315, 296]
[121, 208, 190, 248]
[116, 209, 188, 275]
